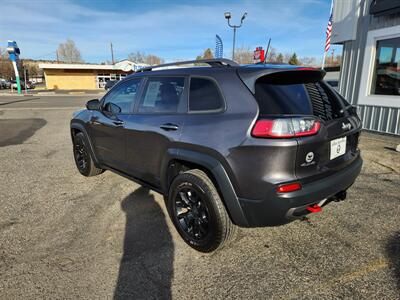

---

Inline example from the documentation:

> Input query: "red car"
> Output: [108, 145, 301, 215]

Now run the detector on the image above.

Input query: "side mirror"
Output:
[86, 99, 100, 110]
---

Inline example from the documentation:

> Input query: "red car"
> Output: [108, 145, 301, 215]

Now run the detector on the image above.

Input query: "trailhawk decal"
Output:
[301, 151, 316, 167]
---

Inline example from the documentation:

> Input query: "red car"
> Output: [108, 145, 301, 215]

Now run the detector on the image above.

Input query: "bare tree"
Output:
[299, 56, 318, 67]
[0, 58, 14, 80]
[284, 53, 292, 63]
[146, 54, 164, 65]
[128, 51, 146, 63]
[325, 54, 341, 67]
[128, 51, 164, 65]
[234, 46, 253, 64]
[57, 39, 83, 63]
[266, 47, 277, 62]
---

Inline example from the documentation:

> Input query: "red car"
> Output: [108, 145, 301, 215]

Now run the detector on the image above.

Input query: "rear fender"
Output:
[160, 148, 249, 227]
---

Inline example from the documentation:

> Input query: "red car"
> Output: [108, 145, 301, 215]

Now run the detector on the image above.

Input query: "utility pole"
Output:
[24, 67, 28, 94]
[56, 50, 59, 63]
[110, 42, 115, 64]
[331, 48, 335, 66]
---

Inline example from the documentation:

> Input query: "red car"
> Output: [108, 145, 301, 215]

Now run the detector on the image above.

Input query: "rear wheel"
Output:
[167, 169, 236, 252]
[73, 132, 103, 177]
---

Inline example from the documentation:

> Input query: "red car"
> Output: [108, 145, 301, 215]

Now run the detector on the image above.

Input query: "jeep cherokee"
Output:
[70, 59, 362, 252]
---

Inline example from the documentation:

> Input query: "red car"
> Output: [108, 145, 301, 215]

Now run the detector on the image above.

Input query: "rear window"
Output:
[254, 81, 343, 121]
[189, 77, 224, 111]
[255, 83, 312, 115]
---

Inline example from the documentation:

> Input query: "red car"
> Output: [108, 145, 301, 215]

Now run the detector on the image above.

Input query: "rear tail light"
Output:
[252, 117, 320, 138]
[276, 182, 302, 193]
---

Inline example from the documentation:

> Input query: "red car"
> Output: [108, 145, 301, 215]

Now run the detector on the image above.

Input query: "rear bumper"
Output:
[238, 155, 363, 227]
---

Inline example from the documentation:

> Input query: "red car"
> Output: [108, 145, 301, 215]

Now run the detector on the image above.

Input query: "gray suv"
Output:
[70, 59, 362, 252]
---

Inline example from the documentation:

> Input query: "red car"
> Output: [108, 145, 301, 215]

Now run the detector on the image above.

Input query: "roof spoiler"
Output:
[238, 67, 326, 93]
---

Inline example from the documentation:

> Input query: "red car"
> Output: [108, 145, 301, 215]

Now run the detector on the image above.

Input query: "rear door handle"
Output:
[160, 123, 179, 131]
[90, 116, 124, 127]
[113, 120, 124, 126]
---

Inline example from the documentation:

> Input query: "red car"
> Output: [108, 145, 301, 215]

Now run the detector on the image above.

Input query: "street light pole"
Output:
[232, 27, 236, 61]
[224, 12, 247, 61]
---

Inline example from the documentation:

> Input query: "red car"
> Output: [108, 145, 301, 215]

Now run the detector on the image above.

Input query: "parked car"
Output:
[104, 80, 117, 90]
[70, 59, 363, 252]
[0, 79, 11, 89]
[11, 80, 35, 90]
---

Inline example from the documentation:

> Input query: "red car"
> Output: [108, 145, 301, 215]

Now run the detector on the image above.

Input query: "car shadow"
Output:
[386, 232, 400, 291]
[0, 118, 47, 147]
[114, 187, 174, 299]
[0, 97, 41, 106]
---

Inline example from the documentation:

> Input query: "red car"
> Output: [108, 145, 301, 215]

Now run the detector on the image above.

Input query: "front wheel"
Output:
[73, 132, 103, 177]
[167, 169, 236, 252]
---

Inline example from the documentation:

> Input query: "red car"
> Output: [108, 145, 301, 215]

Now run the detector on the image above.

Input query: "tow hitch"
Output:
[287, 190, 348, 220]
[306, 204, 322, 213]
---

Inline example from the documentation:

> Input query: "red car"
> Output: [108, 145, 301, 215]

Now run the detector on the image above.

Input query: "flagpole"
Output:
[322, 51, 327, 69]
[322, 0, 334, 70]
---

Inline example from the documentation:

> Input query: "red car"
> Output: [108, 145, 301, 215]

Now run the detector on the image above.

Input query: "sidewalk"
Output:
[0, 89, 105, 97]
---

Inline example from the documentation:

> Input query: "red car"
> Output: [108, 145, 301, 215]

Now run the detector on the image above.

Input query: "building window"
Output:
[371, 37, 400, 96]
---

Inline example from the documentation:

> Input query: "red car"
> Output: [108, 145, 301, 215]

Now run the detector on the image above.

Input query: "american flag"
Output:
[325, 10, 333, 52]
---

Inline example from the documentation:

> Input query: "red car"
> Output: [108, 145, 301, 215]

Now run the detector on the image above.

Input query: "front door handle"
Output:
[90, 116, 124, 127]
[113, 120, 124, 126]
[160, 123, 179, 131]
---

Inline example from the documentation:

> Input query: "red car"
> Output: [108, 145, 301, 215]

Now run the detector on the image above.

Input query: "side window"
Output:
[102, 78, 142, 114]
[189, 77, 224, 111]
[138, 77, 184, 113]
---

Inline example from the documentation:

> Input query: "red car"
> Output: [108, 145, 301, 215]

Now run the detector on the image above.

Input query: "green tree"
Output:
[276, 53, 284, 63]
[196, 48, 214, 60]
[288, 53, 299, 65]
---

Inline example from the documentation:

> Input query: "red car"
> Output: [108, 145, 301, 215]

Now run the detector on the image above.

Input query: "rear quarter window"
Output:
[189, 77, 224, 112]
[255, 83, 312, 115]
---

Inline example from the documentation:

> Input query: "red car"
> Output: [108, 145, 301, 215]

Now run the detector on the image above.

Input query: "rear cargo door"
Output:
[251, 70, 361, 182]
[295, 82, 361, 181]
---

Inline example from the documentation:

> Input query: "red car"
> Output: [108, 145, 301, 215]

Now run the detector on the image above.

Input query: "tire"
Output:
[167, 169, 236, 252]
[73, 132, 103, 177]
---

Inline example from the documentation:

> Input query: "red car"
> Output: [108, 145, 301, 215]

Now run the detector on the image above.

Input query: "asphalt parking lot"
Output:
[0, 95, 399, 299]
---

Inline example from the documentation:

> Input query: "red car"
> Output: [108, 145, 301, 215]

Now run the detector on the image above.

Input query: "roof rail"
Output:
[136, 58, 239, 72]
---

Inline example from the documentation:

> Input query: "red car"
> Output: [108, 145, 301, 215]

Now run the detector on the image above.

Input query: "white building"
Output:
[332, 0, 400, 135]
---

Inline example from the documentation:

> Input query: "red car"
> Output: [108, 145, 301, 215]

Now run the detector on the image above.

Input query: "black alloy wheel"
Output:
[167, 169, 236, 252]
[73, 132, 104, 177]
[74, 137, 89, 173]
[174, 187, 210, 241]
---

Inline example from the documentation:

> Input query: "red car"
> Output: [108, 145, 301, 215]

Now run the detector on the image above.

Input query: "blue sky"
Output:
[0, 0, 340, 63]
